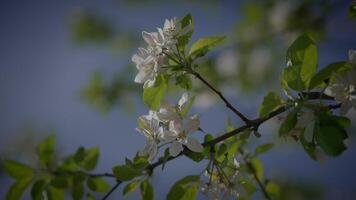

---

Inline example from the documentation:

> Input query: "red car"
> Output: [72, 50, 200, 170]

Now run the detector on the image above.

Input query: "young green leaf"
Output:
[279, 109, 298, 137]
[71, 181, 84, 200]
[176, 74, 192, 90]
[46, 186, 65, 200]
[123, 180, 140, 196]
[143, 75, 168, 110]
[31, 179, 47, 200]
[309, 62, 353, 89]
[140, 180, 154, 200]
[3, 160, 34, 180]
[87, 177, 111, 192]
[250, 158, 264, 180]
[184, 149, 204, 162]
[82, 147, 99, 170]
[166, 175, 200, 200]
[37, 135, 56, 167]
[189, 36, 225, 58]
[6, 177, 33, 200]
[112, 165, 142, 181]
[283, 33, 318, 91]
[259, 92, 284, 117]
[254, 143, 274, 155]
[177, 13, 194, 49]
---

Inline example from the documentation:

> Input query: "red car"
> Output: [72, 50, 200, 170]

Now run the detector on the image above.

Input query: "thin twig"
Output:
[100, 92, 339, 199]
[239, 148, 272, 200]
[190, 70, 251, 124]
[102, 181, 123, 200]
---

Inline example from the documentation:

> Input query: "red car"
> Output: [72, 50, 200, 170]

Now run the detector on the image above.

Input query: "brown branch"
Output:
[239, 148, 272, 200]
[190, 70, 251, 124]
[101, 92, 340, 199]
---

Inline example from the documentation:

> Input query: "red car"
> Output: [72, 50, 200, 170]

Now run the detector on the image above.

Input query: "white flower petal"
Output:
[178, 92, 189, 111]
[186, 137, 203, 152]
[140, 139, 158, 161]
[162, 130, 177, 142]
[184, 114, 200, 134]
[170, 141, 183, 157]
[169, 119, 183, 134]
[142, 31, 157, 46]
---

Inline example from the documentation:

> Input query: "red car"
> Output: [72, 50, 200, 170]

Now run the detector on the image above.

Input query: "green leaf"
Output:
[143, 75, 168, 110]
[250, 158, 264, 180]
[266, 182, 280, 199]
[189, 36, 225, 58]
[46, 186, 65, 200]
[255, 143, 274, 155]
[123, 180, 140, 196]
[71, 181, 84, 200]
[76, 147, 99, 171]
[177, 14, 194, 50]
[283, 33, 318, 91]
[349, 2, 356, 18]
[140, 180, 154, 200]
[279, 109, 298, 137]
[6, 177, 33, 200]
[239, 177, 256, 196]
[309, 62, 353, 89]
[87, 177, 111, 192]
[31, 179, 47, 200]
[37, 135, 56, 167]
[3, 160, 34, 180]
[50, 176, 69, 189]
[176, 74, 192, 90]
[300, 129, 317, 160]
[166, 175, 200, 200]
[314, 114, 349, 156]
[259, 92, 284, 117]
[184, 150, 204, 162]
[112, 165, 142, 181]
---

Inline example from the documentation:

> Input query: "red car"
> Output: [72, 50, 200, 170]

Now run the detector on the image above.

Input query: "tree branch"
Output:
[239, 148, 272, 200]
[190, 70, 251, 124]
[101, 92, 339, 199]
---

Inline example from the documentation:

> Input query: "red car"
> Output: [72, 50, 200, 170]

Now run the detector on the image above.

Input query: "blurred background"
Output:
[0, 0, 355, 199]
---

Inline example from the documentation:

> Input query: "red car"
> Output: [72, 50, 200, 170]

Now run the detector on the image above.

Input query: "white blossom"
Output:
[136, 111, 163, 161]
[156, 92, 190, 122]
[324, 69, 356, 115]
[164, 114, 203, 157]
[132, 48, 159, 87]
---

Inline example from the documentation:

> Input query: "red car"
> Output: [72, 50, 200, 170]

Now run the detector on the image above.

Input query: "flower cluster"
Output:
[324, 50, 356, 115]
[200, 159, 240, 200]
[136, 93, 204, 161]
[131, 17, 190, 87]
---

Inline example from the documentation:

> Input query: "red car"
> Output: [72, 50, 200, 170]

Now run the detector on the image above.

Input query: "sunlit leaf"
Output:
[87, 177, 111, 192]
[3, 160, 34, 180]
[123, 180, 140, 196]
[6, 177, 33, 200]
[259, 92, 284, 117]
[112, 165, 142, 181]
[189, 36, 225, 58]
[143, 75, 168, 110]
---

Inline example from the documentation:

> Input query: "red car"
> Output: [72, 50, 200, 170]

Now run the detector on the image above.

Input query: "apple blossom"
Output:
[136, 111, 163, 161]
